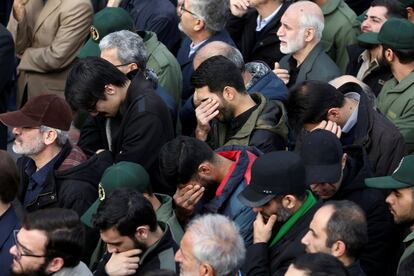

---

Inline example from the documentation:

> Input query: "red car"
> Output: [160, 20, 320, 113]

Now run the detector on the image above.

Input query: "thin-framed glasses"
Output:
[180, 4, 200, 18]
[114, 62, 132, 68]
[13, 230, 46, 260]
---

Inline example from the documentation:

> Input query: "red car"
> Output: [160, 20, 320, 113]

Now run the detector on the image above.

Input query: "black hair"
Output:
[191, 55, 247, 94]
[64, 57, 129, 112]
[324, 200, 368, 260]
[159, 136, 215, 187]
[93, 188, 157, 236]
[0, 150, 18, 203]
[22, 208, 85, 267]
[371, 0, 407, 18]
[287, 80, 345, 131]
[383, 46, 414, 64]
[292, 252, 349, 276]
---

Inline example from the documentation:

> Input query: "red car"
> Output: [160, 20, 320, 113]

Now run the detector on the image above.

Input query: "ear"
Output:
[304, 27, 315, 42]
[282, 195, 297, 210]
[136, 225, 150, 241]
[104, 84, 116, 96]
[193, 19, 205, 32]
[406, 7, 413, 18]
[128, 63, 138, 71]
[341, 153, 347, 170]
[42, 129, 58, 146]
[45, 257, 65, 273]
[199, 262, 215, 276]
[223, 86, 236, 101]
[330, 240, 347, 258]
[384, 48, 394, 62]
[197, 161, 212, 177]
[326, 108, 340, 122]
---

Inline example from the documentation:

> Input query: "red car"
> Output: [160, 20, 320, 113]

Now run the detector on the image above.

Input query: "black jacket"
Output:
[78, 72, 175, 195]
[331, 146, 400, 276]
[242, 200, 323, 276]
[0, 24, 15, 149]
[95, 223, 178, 276]
[226, 3, 289, 68]
[346, 44, 393, 97]
[17, 141, 112, 214]
[337, 83, 406, 176]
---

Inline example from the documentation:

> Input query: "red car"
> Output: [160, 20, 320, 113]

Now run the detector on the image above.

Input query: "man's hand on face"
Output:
[195, 98, 219, 141]
[253, 212, 277, 244]
[105, 249, 142, 276]
[230, 0, 250, 17]
[173, 183, 205, 223]
[311, 120, 342, 138]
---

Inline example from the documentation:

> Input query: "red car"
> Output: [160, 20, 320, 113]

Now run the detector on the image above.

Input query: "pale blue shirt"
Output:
[189, 39, 207, 58]
[256, 4, 283, 32]
[342, 92, 360, 133]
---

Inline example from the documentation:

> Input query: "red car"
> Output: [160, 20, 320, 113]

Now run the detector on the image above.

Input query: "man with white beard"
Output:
[0, 94, 110, 216]
[273, 1, 340, 88]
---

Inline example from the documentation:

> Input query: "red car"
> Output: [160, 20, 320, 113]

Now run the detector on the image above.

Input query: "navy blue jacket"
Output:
[177, 30, 235, 104]
[0, 206, 20, 276]
[120, 0, 181, 55]
[198, 145, 261, 245]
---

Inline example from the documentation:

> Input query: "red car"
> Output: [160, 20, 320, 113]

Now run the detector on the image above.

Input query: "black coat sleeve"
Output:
[0, 24, 14, 93]
[242, 243, 270, 276]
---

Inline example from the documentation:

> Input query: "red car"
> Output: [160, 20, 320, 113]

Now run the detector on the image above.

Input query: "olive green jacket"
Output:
[209, 93, 288, 150]
[142, 31, 182, 108]
[377, 72, 414, 153]
[320, 0, 360, 73]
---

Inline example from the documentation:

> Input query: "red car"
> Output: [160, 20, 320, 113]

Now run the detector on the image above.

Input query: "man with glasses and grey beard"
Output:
[9, 208, 92, 276]
[0, 94, 110, 216]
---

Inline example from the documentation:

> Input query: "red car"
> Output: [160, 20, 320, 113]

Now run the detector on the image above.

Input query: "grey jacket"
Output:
[279, 43, 341, 87]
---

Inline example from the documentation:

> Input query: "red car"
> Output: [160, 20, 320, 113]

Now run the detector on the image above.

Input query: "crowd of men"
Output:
[0, 0, 414, 275]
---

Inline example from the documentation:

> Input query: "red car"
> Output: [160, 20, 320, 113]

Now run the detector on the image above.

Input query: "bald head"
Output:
[193, 41, 244, 70]
[285, 1, 324, 41]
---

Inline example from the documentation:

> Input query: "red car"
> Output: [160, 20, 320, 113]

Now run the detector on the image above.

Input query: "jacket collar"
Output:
[321, 0, 341, 15]
[296, 43, 324, 83]
[33, 0, 62, 35]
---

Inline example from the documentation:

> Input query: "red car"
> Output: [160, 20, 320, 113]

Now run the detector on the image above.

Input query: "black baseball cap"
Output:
[300, 129, 343, 185]
[238, 151, 307, 208]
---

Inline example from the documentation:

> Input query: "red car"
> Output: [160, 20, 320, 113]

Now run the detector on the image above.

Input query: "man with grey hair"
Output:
[99, 30, 178, 125]
[274, 1, 340, 88]
[0, 94, 110, 215]
[175, 213, 246, 276]
[176, 0, 235, 105]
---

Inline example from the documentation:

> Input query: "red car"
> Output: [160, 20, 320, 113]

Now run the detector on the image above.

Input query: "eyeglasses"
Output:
[114, 62, 132, 68]
[13, 230, 46, 260]
[180, 4, 201, 18]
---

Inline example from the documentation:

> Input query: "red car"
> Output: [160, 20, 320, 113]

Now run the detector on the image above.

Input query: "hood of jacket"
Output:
[245, 61, 288, 103]
[54, 142, 113, 186]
